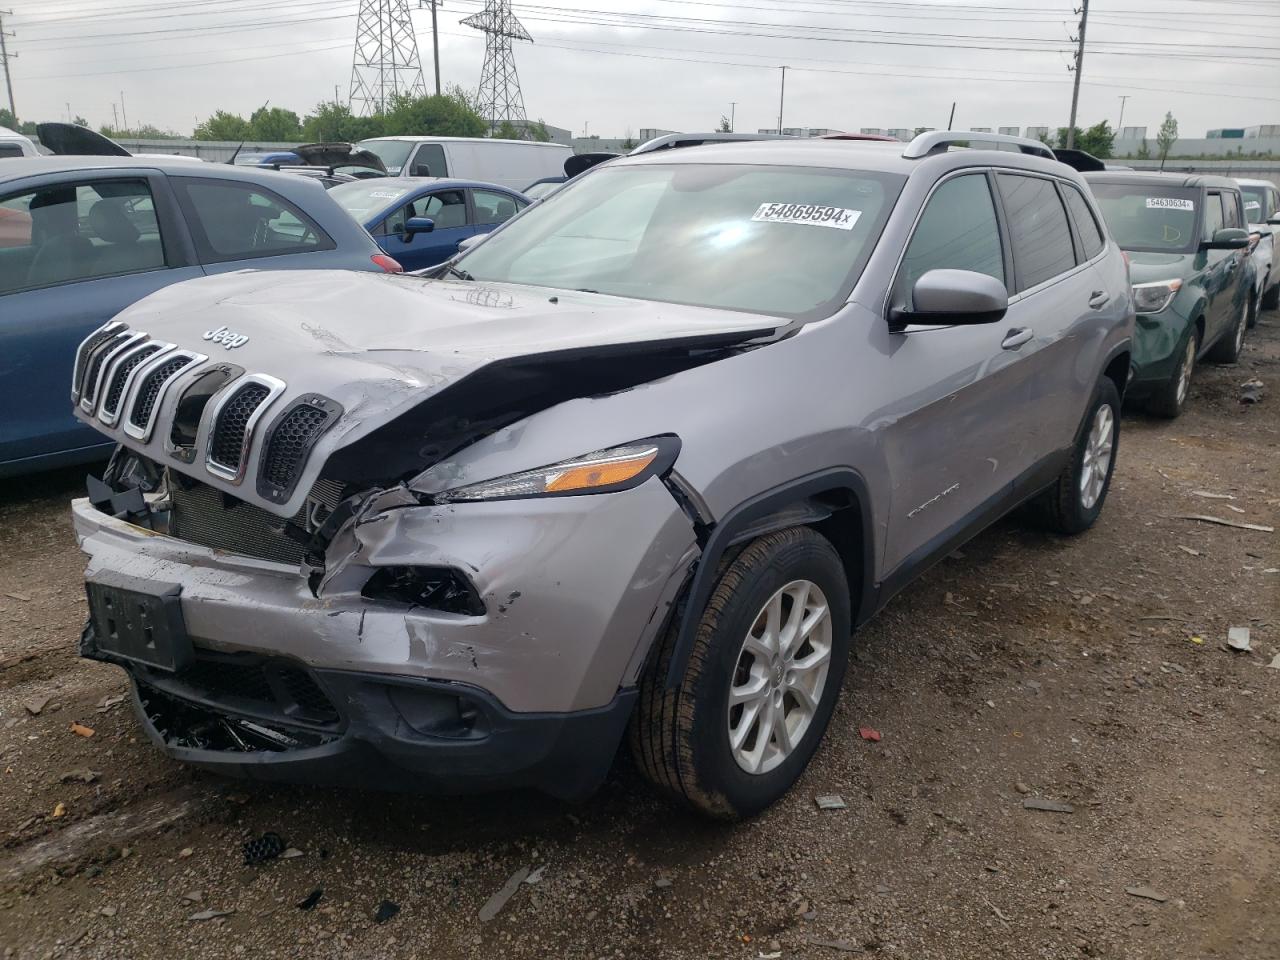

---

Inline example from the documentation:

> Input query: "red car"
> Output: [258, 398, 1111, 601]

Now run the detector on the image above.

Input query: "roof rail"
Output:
[629, 132, 798, 156]
[902, 130, 1056, 161]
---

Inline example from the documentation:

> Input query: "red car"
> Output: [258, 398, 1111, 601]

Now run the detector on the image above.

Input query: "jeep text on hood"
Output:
[72, 269, 781, 519]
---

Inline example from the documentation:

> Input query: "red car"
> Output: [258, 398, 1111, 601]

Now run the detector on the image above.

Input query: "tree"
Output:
[1055, 121, 1114, 158]
[494, 120, 521, 140]
[526, 119, 552, 142]
[1156, 111, 1178, 169]
[73, 115, 89, 127]
[301, 101, 383, 143]
[248, 106, 302, 141]
[717, 115, 731, 133]
[100, 123, 179, 140]
[382, 89, 487, 138]
[194, 110, 251, 140]
[0, 108, 17, 130]
[1135, 139, 1151, 161]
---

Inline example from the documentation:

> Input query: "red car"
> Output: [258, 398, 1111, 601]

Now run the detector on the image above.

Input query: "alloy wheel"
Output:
[1175, 335, 1196, 407]
[727, 579, 833, 775]
[1079, 403, 1115, 510]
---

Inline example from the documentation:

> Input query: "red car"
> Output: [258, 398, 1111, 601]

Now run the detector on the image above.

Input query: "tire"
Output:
[1263, 281, 1279, 313]
[629, 527, 852, 819]
[1207, 296, 1249, 364]
[1030, 377, 1121, 535]
[1147, 325, 1199, 419]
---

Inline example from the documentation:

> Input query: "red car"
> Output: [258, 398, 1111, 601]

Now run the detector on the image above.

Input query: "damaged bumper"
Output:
[72, 478, 697, 796]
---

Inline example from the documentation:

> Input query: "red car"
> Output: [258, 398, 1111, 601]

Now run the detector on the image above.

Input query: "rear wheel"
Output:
[1031, 377, 1120, 535]
[1147, 326, 1199, 419]
[630, 527, 851, 819]
[1208, 297, 1249, 364]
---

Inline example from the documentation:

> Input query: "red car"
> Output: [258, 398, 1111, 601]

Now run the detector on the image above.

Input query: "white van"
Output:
[0, 126, 39, 159]
[357, 137, 571, 191]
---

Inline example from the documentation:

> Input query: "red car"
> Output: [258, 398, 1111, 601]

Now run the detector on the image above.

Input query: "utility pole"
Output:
[947, 101, 956, 131]
[421, 0, 441, 96]
[120, 91, 128, 131]
[0, 9, 16, 121]
[111, 103, 119, 130]
[777, 66, 788, 134]
[1066, 0, 1089, 150]
[1116, 94, 1129, 134]
[729, 101, 736, 133]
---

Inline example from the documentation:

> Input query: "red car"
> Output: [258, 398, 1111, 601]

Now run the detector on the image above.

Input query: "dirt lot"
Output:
[1, 315, 1277, 960]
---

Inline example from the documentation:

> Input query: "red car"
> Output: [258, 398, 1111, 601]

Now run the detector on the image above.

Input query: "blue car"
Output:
[0, 157, 399, 478]
[328, 178, 530, 272]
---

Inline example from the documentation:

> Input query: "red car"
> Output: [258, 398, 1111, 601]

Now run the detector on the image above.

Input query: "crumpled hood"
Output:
[1125, 250, 1194, 285]
[73, 270, 779, 517]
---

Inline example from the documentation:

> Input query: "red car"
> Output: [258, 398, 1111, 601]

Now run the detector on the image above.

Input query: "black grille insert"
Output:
[167, 651, 340, 726]
[103, 344, 161, 416]
[209, 382, 270, 474]
[130, 355, 195, 430]
[256, 395, 342, 502]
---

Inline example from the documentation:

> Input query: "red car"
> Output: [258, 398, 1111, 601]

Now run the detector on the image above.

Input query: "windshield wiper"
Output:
[448, 265, 475, 281]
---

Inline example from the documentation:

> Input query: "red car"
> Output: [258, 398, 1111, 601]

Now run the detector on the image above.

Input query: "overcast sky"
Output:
[7, 0, 1279, 139]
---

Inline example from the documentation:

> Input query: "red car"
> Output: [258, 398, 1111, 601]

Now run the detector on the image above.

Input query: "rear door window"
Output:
[996, 174, 1077, 291]
[897, 173, 1005, 305]
[174, 178, 334, 263]
[0, 178, 167, 295]
[1062, 184, 1105, 260]
[472, 189, 526, 226]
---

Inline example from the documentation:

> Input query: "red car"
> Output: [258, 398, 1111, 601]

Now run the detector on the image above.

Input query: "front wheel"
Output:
[630, 527, 852, 819]
[1147, 326, 1199, 419]
[1030, 377, 1121, 535]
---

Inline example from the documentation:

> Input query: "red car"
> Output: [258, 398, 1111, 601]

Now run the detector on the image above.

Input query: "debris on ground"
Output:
[1191, 490, 1235, 500]
[1269, 654, 1280, 670]
[23, 695, 51, 716]
[479, 867, 531, 921]
[296, 888, 323, 910]
[1014, 781, 1031, 794]
[1238, 378, 1265, 404]
[99, 906, 117, 918]
[96, 694, 125, 713]
[815, 795, 847, 810]
[525, 865, 547, 884]
[51, 802, 66, 819]
[1125, 885, 1169, 903]
[858, 727, 882, 742]
[181, 891, 203, 903]
[4, 591, 31, 602]
[281, 847, 304, 859]
[57, 769, 99, 784]
[188, 909, 234, 922]
[808, 937, 863, 953]
[68, 722, 94, 738]
[1190, 636, 1204, 645]
[1022, 797, 1075, 814]
[242, 832, 286, 865]
[374, 900, 400, 924]
[1176, 545, 1201, 557]
[655, 877, 674, 889]
[1227, 627, 1252, 653]
[178, 847, 194, 859]
[1175, 514, 1275, 534]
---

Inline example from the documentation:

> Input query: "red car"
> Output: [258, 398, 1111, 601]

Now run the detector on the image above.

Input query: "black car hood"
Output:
[36, 123, 131, 157]
[292, 142, 387, 174]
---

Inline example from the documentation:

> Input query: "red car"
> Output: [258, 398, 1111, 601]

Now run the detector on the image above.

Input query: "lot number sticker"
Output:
[1145, 197, 1195, 211]
[752, 202, 862, 230]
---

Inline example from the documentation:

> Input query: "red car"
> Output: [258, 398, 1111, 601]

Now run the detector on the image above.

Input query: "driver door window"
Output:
[1204, 192, 1225, 239]
[897, 173, 1005, 307]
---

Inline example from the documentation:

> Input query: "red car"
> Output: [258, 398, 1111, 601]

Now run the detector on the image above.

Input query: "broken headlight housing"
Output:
[434, 436, 679, 503]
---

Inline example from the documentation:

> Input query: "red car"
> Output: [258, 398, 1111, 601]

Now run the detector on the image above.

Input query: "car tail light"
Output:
[371, 254, 403, 273]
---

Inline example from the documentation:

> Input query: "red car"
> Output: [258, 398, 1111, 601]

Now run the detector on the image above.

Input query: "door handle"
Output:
[1089, 290, 1110, 309]
[1001, 328, 1033, 350]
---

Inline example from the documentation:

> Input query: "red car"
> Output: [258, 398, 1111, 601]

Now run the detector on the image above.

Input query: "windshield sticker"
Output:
[752, 202, 862, 230]
[369, 191, 403, 200]
[1145, 197, 1195, 211]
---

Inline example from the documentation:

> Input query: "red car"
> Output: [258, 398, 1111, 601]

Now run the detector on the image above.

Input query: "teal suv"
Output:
[1086, 172, 1255, 418]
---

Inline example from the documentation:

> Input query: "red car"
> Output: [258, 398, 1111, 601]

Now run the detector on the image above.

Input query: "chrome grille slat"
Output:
[124, 351, 205, 441]
[79, 330, 142, 412]
[205, 374, 285, 483]
[71, 321, 125, 402]
[99, 341, 168, 425]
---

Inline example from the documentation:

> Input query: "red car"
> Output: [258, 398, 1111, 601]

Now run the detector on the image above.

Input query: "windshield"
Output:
[1090, 182, 1201, 254]
[358, 139, 415, 175]
[457, 163, 904, 319]
[329, 181, 413, 222]
[1241, 186, 1269, 224]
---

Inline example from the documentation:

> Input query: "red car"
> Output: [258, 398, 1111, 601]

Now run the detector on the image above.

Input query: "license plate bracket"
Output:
[85, 571, 192, 673]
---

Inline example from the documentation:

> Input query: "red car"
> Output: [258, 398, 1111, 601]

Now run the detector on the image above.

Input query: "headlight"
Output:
[1132, 279, 1182, 314]
[435, 437, 680, 503]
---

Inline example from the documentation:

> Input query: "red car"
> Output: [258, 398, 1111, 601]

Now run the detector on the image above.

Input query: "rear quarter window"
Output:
[1062, 184, 1106, 260]
[995, 174, 1077, 290]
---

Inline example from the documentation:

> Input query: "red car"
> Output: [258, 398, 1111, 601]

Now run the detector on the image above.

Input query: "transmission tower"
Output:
[462, 1, 532, 132]
[350, 0, 428, 116]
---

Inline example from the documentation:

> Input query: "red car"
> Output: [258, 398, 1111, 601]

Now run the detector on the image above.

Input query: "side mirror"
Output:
[402, 216, 434, 242]
[890, 269, 1009, 330]
[456, 233, 485, 255]
[1202, 227, 1250, 250]
[411, 163, 433, 177]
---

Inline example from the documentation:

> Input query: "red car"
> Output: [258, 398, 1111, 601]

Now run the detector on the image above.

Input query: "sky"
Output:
[5, 0, 1280, 140]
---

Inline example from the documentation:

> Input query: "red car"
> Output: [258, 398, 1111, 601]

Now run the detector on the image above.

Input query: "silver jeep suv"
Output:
[70, 132, 1133, 818]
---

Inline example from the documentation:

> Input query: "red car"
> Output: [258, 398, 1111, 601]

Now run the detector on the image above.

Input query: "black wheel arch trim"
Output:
[663, 468, 876, 690]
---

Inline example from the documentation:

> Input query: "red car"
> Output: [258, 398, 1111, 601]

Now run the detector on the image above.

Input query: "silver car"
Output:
[69, 133, 1133, 818]
[1237, 177, 1280, 316]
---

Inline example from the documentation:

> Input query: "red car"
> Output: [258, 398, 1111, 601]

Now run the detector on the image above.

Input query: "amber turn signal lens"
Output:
[545, 451, 658, 493]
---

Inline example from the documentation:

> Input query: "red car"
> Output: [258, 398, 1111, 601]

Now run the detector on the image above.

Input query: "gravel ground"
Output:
[1, 312, 1277, 960]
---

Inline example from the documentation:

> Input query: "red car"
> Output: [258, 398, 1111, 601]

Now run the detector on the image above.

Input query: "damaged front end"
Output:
[68, 271, 769, 794]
